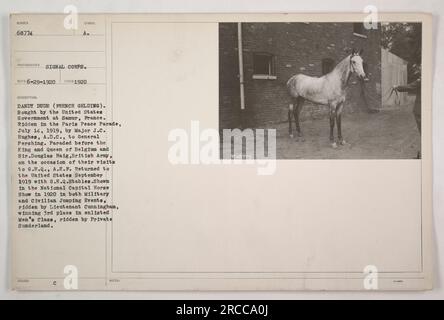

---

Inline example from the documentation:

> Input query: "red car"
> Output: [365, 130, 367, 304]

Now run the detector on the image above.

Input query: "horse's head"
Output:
[350, 49, 366, 80]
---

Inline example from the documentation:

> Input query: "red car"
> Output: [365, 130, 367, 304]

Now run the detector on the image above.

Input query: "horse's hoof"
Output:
[289, 134, 294, 139]
[331, 142, 338, 149]
[340, 140, 350, 147]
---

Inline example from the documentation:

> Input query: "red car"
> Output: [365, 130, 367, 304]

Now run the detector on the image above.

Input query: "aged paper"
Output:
[10, 13, 433, 290]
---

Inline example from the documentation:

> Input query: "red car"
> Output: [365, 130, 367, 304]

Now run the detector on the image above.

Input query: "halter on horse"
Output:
[287, 49, 366, 148]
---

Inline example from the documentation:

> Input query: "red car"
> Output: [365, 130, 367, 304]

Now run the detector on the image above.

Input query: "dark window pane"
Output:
[253, 54, 272, 75]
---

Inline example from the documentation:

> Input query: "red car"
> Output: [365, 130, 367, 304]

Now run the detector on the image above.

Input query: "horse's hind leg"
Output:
[288, 103, 294, 138]
[336, 102, 346, 145]
[294, 97, 304, 140]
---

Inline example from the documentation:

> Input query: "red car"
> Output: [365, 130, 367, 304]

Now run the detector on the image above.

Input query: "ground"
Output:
[273, 104, 421, 159]
[221, 103, 421, 160]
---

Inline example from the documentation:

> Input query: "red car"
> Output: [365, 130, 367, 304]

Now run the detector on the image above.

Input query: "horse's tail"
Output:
[286, 75, 300, 98]
[286, 75, 299, 113]
[287, 76, 298, 137]
[286, 76, 297, 95]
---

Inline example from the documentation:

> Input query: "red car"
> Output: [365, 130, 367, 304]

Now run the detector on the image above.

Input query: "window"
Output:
[322, 58, 335, 75]
[252, 53, 276, 79]
[353, 23, 367, 38]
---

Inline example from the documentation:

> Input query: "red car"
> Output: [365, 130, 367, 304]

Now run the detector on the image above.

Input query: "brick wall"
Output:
[219, 23, 382, 129]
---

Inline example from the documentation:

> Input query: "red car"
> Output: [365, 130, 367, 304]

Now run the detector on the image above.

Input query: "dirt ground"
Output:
[272, 104, 421, 159]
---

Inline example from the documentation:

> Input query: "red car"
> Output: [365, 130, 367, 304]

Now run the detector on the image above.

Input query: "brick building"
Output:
[219, 23, 383, 129]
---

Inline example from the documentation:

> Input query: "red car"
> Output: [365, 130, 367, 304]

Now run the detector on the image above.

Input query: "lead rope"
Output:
[383, 86, 402, 106]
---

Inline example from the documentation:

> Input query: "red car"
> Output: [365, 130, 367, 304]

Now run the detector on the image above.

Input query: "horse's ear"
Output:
[351, 48, 357, 55]
[359, 48, 364, 56]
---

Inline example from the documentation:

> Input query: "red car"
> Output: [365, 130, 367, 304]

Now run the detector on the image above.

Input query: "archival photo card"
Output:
[10, 13, 433, 291]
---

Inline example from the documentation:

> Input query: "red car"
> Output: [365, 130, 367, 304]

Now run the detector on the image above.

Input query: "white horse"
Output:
[287, 49, 366, 148]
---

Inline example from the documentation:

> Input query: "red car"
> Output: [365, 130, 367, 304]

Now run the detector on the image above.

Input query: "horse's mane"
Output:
[326, 55, 352, 89]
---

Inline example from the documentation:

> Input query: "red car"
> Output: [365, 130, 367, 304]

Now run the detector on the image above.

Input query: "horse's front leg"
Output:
[288, 103, 294, 138]
[336, 102, 346, 145]
[329, 103, 337, 148]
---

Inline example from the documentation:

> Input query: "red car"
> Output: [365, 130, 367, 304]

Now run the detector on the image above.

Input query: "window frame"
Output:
[252, 52, 277, 80]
